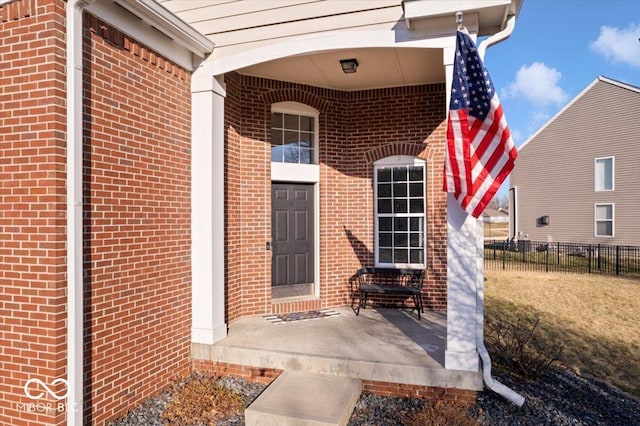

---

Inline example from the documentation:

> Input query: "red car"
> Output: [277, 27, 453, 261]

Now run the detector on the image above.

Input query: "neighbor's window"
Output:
[271, 107, 317, 164]
[594, 157, 614, 191]
[374, 156, 426, 268]
[595, 203, 614, 237]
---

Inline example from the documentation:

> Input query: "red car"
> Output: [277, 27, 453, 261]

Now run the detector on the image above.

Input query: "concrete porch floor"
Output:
[192, 307, 483, 391]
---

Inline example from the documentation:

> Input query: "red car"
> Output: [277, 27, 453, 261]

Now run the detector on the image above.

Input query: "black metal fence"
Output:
[484, 239, 640, 276]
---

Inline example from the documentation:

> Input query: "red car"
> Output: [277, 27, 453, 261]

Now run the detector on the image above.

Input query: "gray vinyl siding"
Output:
[510, 78, 640, 246]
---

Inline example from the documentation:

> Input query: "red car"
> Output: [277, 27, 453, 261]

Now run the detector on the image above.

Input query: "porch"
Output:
[192, 306, 483, 392]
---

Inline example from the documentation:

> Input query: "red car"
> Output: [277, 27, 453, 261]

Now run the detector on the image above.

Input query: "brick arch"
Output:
[363, 143, 427, 164]
[260, 89, 329, 113]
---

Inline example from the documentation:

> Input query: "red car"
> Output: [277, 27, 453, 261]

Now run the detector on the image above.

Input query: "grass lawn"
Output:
[484, 270, 640, 397]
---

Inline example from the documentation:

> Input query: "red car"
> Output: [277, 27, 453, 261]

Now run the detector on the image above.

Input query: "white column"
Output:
[191, 73, 227, 345]
[445, 197, 481, 371]
[443, 45, 480, 372]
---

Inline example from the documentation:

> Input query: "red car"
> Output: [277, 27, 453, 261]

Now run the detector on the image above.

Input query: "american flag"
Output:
[443, 30, 517, 218]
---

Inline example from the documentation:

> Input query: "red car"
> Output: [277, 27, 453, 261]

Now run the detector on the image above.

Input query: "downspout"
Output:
[66, 0, 94, 424]
[475, 13, 526, 407]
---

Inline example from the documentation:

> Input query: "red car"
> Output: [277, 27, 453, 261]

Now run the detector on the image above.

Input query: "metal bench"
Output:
[355, 267, 425, 319]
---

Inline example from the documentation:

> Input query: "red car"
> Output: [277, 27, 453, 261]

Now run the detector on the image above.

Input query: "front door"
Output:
[271, 183, 314, 299]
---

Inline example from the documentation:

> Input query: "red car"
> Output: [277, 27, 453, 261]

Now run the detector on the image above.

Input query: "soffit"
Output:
[159, 0, 518, 91]
[237, 47, 443, 91]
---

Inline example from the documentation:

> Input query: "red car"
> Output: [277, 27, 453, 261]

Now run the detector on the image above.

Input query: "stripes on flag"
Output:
[443, 30, 517, 218]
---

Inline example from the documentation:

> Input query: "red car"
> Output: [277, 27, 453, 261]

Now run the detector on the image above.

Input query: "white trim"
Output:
[67, 2, 94, 424]
[271, 163, 320, 183]
[113, 0, 214, 56]
[374, 155, 425, 167]
[203, 29, 457, 77]
[373, 156, 427, 269]
[314, 183, 320, 298]
[598, 75, 640, 94]
[86, 0, 213, 70]
[191, 76, 227, 345]
[272, 102, 319, 117]
[594, 203, 615, 238]
[508, 186, 517, 239]
[594, 156, 614, 192]
[445, 194, 480, 371]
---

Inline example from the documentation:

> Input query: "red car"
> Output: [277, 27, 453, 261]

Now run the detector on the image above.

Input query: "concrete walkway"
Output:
[245, 370, 361, 426]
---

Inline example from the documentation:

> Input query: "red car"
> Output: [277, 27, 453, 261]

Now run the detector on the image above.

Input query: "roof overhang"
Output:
[86, 0, 214, 70]
[402, 0, 521, 35]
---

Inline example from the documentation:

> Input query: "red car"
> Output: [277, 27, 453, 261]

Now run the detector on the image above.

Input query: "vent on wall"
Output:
[537, 215, 549, 226]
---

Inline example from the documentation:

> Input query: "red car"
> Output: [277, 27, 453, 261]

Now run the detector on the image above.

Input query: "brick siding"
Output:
[224, 74, 448, 322]
[1, 1, 68, 424]
[82, 14, 192, 425]
[1, 2, 192, 424]
[194, 360, 476, 403]
[363, 379, 477, 404]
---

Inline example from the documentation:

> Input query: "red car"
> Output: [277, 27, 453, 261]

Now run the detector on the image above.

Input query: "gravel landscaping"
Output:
[109, 365, 640, 425]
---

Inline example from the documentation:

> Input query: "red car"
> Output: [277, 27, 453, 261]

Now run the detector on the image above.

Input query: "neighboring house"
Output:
[510, 76, 640, 246]
[1, 0, 521, 424]
[482, 207, 509, 240]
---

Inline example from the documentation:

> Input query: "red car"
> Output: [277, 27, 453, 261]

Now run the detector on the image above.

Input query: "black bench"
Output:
[355, 267, 425, 319]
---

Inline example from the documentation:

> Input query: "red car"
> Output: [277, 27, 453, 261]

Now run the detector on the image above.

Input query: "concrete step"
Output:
[245, 370, 362, 426]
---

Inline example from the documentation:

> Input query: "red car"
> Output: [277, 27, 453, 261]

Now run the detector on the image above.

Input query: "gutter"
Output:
[112, 0, 213, 59]
[66, 0, 95, 424]
[475, 13, 526, 407]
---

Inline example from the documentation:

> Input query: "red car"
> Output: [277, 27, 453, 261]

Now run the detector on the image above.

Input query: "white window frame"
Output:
[594, 203, 614, 238]
[373, 155, 426, 269]
[594, 156, 614, 192]
[270, 102, 319, 184]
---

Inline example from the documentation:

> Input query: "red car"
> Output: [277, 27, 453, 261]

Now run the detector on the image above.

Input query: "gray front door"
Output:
[271, 183, 314, 298]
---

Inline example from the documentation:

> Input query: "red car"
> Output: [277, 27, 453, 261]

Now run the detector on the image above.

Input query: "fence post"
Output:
[616, 245, 620, 275]
[545, 244, 549, 273]
[502, 241, 506, 270]
[588, 244, 592, 274]
[557, 242, 560, 265]
[597, 244, 601, 270]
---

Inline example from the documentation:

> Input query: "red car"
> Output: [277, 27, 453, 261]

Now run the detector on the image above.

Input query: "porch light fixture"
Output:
[340, 58, 358, 74]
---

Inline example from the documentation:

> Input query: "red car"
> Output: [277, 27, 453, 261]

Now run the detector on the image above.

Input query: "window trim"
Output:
[594, 156, 614, 192]
[373, 156, 426, 269]
[270, 102, 319, 166]
[594, 203, 614, 238]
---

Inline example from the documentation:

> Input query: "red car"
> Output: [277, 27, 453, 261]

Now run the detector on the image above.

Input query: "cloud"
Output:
[502, 62, 569, 107]
[590, 23, 640, 68]
[528, 111, 550, 132]
[509, 128, 524, 146]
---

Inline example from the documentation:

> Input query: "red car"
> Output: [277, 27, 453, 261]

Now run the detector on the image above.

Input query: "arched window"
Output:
[374, 156, 426, 268]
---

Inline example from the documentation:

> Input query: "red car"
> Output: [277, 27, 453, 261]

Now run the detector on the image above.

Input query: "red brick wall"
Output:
[224, 75, 448, 321]
[1, 1, 67, 425]
[1, 2, 193, 424]
[82, 15, 192, 424]
[193, 360, 477, 403]
[363, 380, 476, 405]
[223, 72, 244, 322]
